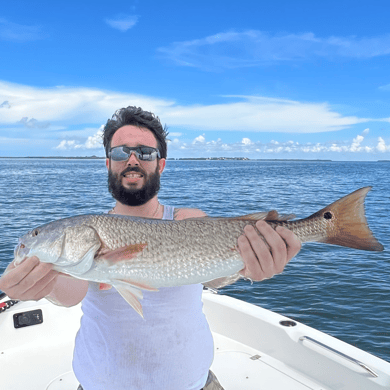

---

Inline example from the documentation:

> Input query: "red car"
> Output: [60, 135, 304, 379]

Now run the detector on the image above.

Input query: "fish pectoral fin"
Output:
[113, 279, 159, 318]
[97, 243, 148, 264]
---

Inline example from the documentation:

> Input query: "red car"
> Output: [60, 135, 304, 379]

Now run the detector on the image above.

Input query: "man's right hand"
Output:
[0, 256, 59, 301]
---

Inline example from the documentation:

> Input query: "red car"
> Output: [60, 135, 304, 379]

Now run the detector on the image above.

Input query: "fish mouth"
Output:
[14, 241, 29, 265]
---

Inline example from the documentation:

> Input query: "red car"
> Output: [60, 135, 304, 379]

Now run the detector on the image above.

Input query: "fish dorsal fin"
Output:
[268, 213, 296, 222]
[235, 211, 273, 221]
[235, 210, 296, 221]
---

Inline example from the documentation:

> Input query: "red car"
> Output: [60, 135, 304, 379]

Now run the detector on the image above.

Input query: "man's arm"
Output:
[0, 256, 88, 307]
[176, 208, 301, 282]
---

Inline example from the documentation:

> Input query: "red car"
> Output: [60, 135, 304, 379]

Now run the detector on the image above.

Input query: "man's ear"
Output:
[106, 158, 109, 170]
[158, 158, 166, 174]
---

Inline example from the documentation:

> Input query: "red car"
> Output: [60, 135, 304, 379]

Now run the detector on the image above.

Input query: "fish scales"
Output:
[90, 216, 248, 286]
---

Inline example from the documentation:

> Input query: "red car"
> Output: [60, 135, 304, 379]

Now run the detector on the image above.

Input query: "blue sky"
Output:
[1, 0, 389, 160]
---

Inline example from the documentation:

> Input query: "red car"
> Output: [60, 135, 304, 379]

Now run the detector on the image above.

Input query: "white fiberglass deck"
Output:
[0, 291, 389, 390]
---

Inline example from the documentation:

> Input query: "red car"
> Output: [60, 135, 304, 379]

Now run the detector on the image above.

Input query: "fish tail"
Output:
[313, 187, 384, 251]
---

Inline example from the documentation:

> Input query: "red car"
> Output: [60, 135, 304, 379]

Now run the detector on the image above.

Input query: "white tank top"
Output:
[73, 206, 214, 390]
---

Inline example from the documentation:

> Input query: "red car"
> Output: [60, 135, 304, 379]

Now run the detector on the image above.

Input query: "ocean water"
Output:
[1, 158, 389, 362]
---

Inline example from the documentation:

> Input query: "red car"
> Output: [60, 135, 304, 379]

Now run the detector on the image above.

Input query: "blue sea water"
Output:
[0, 158, 389, 362]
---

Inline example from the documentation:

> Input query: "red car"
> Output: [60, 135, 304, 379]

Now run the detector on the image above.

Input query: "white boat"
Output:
[1, 290, 390, 390]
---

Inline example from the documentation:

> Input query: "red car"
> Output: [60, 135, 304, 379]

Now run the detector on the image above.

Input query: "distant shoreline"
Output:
[0, 156, 331, 161]
[0, 156, 389, 162]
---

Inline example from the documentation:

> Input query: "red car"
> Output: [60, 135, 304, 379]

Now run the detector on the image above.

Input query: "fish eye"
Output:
[323, 212, 333, 220]
[31, 229, 39, 237]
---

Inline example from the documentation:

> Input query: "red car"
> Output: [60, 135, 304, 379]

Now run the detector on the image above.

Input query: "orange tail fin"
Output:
[314, 187, 383, 251]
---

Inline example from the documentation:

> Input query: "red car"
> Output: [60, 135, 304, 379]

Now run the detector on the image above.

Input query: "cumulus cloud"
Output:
[242, 138, 252, 145]
[158, 30, 390, 70]
[105, 15, 139, 32]
[167, 129, 389, 157]
[377, 137, 390, 152]
[0, 18, 43, 42]
[56, 140, 79, 150]
[193, 135, 206, 144]
[55, 127, 103, 150]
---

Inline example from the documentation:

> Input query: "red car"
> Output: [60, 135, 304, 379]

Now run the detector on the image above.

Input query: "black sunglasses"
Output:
[109, 146, 161, 161]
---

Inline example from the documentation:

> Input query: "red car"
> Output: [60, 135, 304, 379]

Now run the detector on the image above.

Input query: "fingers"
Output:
[238, 221, 301, 281]
[0, 257, 59, 301]
[276, 225, 302, 261]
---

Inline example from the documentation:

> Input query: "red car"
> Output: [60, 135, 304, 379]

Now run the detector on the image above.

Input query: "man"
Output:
[0, 106, 301, 389]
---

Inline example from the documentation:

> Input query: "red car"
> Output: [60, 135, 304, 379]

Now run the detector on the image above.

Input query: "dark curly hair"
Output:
[102, 106, 169, 159]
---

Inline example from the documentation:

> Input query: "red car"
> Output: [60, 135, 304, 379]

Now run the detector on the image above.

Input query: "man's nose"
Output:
[126, 151, 140, 165]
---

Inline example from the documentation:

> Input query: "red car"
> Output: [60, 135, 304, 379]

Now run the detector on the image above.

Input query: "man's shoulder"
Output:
[174, 207, 207, 220]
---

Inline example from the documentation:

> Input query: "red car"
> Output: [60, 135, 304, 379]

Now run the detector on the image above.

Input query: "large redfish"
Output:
[11, 187, 383, 316]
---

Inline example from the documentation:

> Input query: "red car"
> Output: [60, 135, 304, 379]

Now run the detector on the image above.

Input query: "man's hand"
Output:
[238, 221, 301, 281]
[0, 256, 59, 301]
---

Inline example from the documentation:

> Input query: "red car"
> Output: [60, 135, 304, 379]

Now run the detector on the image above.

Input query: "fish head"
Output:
[14, 220, 66, 265]
[14, 216, 102, 273]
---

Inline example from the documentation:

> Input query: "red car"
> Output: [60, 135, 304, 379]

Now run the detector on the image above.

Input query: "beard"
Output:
[108, 165, 161, 206]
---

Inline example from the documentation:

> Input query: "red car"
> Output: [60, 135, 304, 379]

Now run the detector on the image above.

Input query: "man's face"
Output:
[106, 125, 166, 206]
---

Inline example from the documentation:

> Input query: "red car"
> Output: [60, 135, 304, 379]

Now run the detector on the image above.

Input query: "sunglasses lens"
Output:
[139, 147, 158, 161]
[110, 147, 129, 161]
[110, 146, 160, 161]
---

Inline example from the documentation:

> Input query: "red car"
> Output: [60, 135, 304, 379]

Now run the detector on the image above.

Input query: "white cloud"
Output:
[158, 30, 390, 70]
[350, 135, 364, 152]
[85, 127, 104, 148]
[0, 18, 43, 42]
[55, 127, 103, 150]
[164, 95, 369, 133]
[0, 81, 173, 126]
[56, 140, 78, 150]
[377, 137, 390, 152]
[105, 15, 139, 32]
[0, 80, 384, 144]
[167, 129, 389, 157]
[193, 135, 206, 144]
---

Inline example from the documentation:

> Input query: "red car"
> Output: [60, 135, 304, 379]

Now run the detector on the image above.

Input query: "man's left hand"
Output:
[238, 221, 301, 281]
